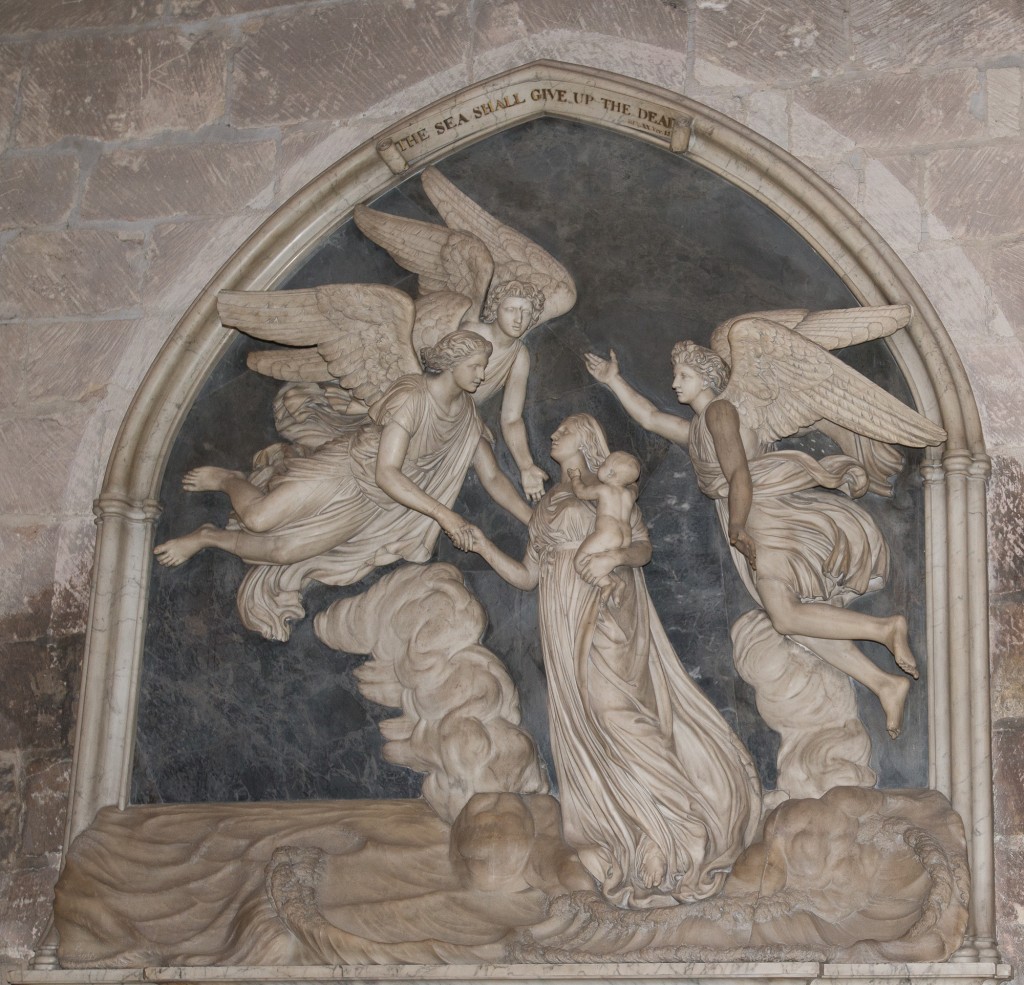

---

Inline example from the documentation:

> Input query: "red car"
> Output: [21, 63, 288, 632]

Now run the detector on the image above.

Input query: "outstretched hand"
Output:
[520, 464, 549, 503]
[584, 350, 620, 385]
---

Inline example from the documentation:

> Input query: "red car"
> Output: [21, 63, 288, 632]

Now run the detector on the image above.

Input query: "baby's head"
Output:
[598, 451, 641, 487]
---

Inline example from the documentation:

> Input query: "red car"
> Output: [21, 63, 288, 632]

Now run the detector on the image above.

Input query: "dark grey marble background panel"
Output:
[133, 118, 927, 804]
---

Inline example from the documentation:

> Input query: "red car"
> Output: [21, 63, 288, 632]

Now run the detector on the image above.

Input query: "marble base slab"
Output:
[6, 963, 1012, 985]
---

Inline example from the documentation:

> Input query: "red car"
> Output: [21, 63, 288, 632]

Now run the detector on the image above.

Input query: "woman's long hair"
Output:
[561, 413, 610, 473]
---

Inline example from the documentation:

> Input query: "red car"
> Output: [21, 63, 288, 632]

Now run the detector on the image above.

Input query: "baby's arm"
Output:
[567, 467, 603, 503]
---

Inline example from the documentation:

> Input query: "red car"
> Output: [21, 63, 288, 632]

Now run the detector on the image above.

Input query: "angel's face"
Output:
[495, 296, 535, 339]
[672, 363, 705, 405]
[452, 351, 490, 393]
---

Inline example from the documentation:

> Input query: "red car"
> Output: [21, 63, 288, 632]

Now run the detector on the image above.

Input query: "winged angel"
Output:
[586, 304, 946, 739]
[354, 166, 576, 501]
[153, 170, 575, 640]
[153, 321, 535, 641]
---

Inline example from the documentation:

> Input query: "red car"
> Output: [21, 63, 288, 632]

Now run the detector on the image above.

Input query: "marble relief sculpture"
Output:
[463, 414, 763, 908]
[586, 304, 947, 751]
[353, 166, 577, 502]
[54, 787, 969, 965]
[153, 168, 576, 640]
[155, 328, 531, 640]
[58, 146, 973, 968]
[313, 562, 550, 824]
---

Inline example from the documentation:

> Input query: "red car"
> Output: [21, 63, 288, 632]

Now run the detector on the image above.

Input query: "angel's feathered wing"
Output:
[217, 283, 420, 408]
[353, 204, 494, 308]
[421, 167, 576, 329]
[710, 305, 946, 448]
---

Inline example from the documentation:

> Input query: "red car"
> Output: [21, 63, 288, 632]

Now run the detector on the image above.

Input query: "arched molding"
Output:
[61, 61, 998, 964]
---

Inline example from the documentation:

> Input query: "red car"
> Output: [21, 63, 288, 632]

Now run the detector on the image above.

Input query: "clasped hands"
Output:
[441, 516, 479, 553]
[442, 514, 616, 588]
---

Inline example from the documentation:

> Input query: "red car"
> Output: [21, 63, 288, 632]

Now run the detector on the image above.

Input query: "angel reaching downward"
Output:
[586, 304, 947, 739]
[351, 167, 576, 502]
[154, 319, 532, 642]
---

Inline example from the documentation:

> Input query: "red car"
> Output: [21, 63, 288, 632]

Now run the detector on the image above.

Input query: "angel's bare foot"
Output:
[182, 467, 244, 493]
[153, 524, 217, 566]
[879, 674, 911, 739]
[886, 615, 919, 679]
[636, 837, 667, 889]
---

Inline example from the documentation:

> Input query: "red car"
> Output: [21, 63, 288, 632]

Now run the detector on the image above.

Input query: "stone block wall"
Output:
[0, 0, 1021, 973]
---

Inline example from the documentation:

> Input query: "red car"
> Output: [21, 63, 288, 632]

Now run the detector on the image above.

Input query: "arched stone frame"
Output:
[53, 61, 998, 967]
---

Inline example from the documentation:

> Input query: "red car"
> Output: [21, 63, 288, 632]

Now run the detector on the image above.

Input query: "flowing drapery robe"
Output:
[528, 487, 761, 908]
[235, 374, 490, 640]
[474, 337, 523, 404]
[687, 410, 888, 607]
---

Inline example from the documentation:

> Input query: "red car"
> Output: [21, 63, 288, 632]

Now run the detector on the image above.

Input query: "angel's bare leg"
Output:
[791, 634, 911, 738]
[154, 524, 235, 566]
[182, 466, 311, 533]
[155, 520, 347, 567]
[755, 550, 919, 678]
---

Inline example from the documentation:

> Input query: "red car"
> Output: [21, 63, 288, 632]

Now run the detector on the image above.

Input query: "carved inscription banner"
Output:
[377, 74, 689, 173]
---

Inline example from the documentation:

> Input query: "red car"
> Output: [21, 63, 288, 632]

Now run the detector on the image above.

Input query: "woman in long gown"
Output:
[466, 413, 761, 908]
[154, 331, 533, 640]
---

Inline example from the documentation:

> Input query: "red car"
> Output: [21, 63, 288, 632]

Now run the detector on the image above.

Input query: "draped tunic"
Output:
[236, 374, 490, 640]
[473, 337, 523, 404]
[527, 486, 761, 908]
[688, 408, 888, 607]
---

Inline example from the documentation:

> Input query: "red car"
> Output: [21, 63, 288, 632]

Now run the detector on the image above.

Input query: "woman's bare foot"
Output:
[879, 674, 911, 739]
[182, 466, 244, 493]
[636, 837, 667, 889]
[886, 615, 919, 679]
[153, 524, 217, 566]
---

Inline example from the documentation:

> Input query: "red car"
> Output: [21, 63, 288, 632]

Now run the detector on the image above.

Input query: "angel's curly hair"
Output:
[420, 330, 493, 375]
[480, 280, 546, 328]
[671, 340, 729, 395]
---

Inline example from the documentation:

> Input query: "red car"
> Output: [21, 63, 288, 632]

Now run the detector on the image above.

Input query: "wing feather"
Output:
[719, 317, 945, 447]
[421, 167, 576, 328]
[217, 284, 419, 406]
[354, 204, 493, 302]
[412, 292, 474, 355]
[792, 304, 912, 350]
[246, 348, 334, 382]
[218, 288, 331, 345]
[711, 304, 913, 362]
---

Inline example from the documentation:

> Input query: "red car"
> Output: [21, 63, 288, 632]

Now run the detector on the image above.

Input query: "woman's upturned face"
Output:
[671, 362, 705, 405]
[550, 421, 581, 464]
[451, 351, 490, 393]
[495, 296, 535, 339]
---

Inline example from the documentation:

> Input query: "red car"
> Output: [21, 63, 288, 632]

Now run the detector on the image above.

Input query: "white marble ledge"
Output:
[5, 963, 1012, 985]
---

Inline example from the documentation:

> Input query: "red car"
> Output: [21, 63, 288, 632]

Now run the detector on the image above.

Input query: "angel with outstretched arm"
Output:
[154, 282, 532, 641]
[586, 304, 947, 739]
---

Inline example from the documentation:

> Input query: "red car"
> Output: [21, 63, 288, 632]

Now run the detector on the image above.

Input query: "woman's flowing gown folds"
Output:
[529, 488, 761, 908]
